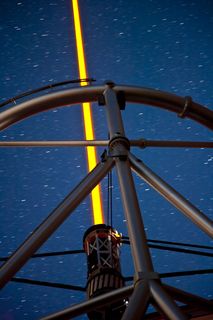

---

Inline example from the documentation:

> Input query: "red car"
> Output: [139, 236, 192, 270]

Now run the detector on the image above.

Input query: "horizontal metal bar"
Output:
[147, 239, 213, 250]
[124, 268, 213, 281]
[148, 244, 213, 257]
[0, 140, 109, 147]
[0, 139, 212, 148]
[121, 240, 213, 257]
[131, 139, 213, 148]
[122, 236, 213, 250]
[2, 238, 211, 263]
[0, 249, 84, 262]
[11, 277, 86, 292]
[41, 285, 134, 320]
[160, 268, 213, 278]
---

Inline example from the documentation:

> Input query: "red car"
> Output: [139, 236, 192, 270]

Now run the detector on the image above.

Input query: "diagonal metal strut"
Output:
[129, 152, 213, 238]
[0, 157, 114, 289]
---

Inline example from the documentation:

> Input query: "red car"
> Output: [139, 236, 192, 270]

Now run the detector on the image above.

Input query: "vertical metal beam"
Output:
[129, 153, 213, 238]
[150, 280, 188, 320]
[103, 86, 191, 320]
[121, 281, 150, 320]
[103, 86, 154, 273]
[103, 84, 125, 138]
[115, 159, 154, 272]
[0, 158, 114, 289]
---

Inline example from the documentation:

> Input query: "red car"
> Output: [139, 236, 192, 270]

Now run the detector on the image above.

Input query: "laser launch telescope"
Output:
[83, 224, 126, 319]
[0, 82, 213, 320]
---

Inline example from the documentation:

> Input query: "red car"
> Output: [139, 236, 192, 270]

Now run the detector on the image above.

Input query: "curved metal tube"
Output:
[0, 85, 212, 130]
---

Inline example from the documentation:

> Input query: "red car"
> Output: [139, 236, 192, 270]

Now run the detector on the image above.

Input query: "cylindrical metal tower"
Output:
[83, 224, 126, 319]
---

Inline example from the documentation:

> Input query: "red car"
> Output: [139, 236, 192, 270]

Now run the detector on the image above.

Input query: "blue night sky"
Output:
[0, 0, 212, 319]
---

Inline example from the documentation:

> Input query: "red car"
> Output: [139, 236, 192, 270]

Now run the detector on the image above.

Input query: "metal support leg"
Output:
[115, 158, 154, 273]
[150, 280, 188, 320]
[41, 285, 134, 320]
[103, 85, 154, 273]
[103, 85, 188, 319]
[129, 152, 213, 238]
[0, 158, 114, 289]
[121, 281, 150, 320]
[103, 84, 125, 138]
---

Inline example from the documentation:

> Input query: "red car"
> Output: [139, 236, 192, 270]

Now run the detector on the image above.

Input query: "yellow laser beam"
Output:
[72, 0, 104, 225]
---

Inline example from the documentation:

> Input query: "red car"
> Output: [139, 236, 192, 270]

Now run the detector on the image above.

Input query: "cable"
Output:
[148, 244, 213, 258]
[106, 168, 113, 226]
[11, 269, 213, 291]
[124, 268, 213, 281]
[0, 249, 84, 262]
[121, 240, 213, 257]
[1, 240, 212, 262]
[109, 169, 113, 226]
[11, 277, 86, 291]
[0, 78, 96, 109]
[147, 239, 213, 250]
[122, 236, 213, 250]
[160, 268, 213, 279]
[107, 171, 110, 226]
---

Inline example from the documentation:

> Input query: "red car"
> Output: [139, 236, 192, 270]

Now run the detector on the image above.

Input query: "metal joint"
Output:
[134, 272, 160, 285]
[104, 80, 115, 88]
[108, 136, 130, 159]
[99, 81, 116, 106]
[98, 88, 125, 110]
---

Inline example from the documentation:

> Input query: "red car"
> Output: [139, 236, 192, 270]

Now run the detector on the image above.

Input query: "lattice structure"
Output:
[83, 224, 126, 319]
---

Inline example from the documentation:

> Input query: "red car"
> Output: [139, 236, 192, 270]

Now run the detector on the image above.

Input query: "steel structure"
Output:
[0, 82, 213, 319]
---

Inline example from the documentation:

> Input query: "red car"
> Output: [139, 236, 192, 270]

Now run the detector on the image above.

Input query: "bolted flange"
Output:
[108, 135, 130, 160]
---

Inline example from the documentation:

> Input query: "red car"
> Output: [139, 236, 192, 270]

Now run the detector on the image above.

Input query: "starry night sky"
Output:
[0, 0, 213, 319]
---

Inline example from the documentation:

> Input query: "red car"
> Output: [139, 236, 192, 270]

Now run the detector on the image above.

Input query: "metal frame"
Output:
[0, 84, 212, 130]
[0, 83, 212, 319]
